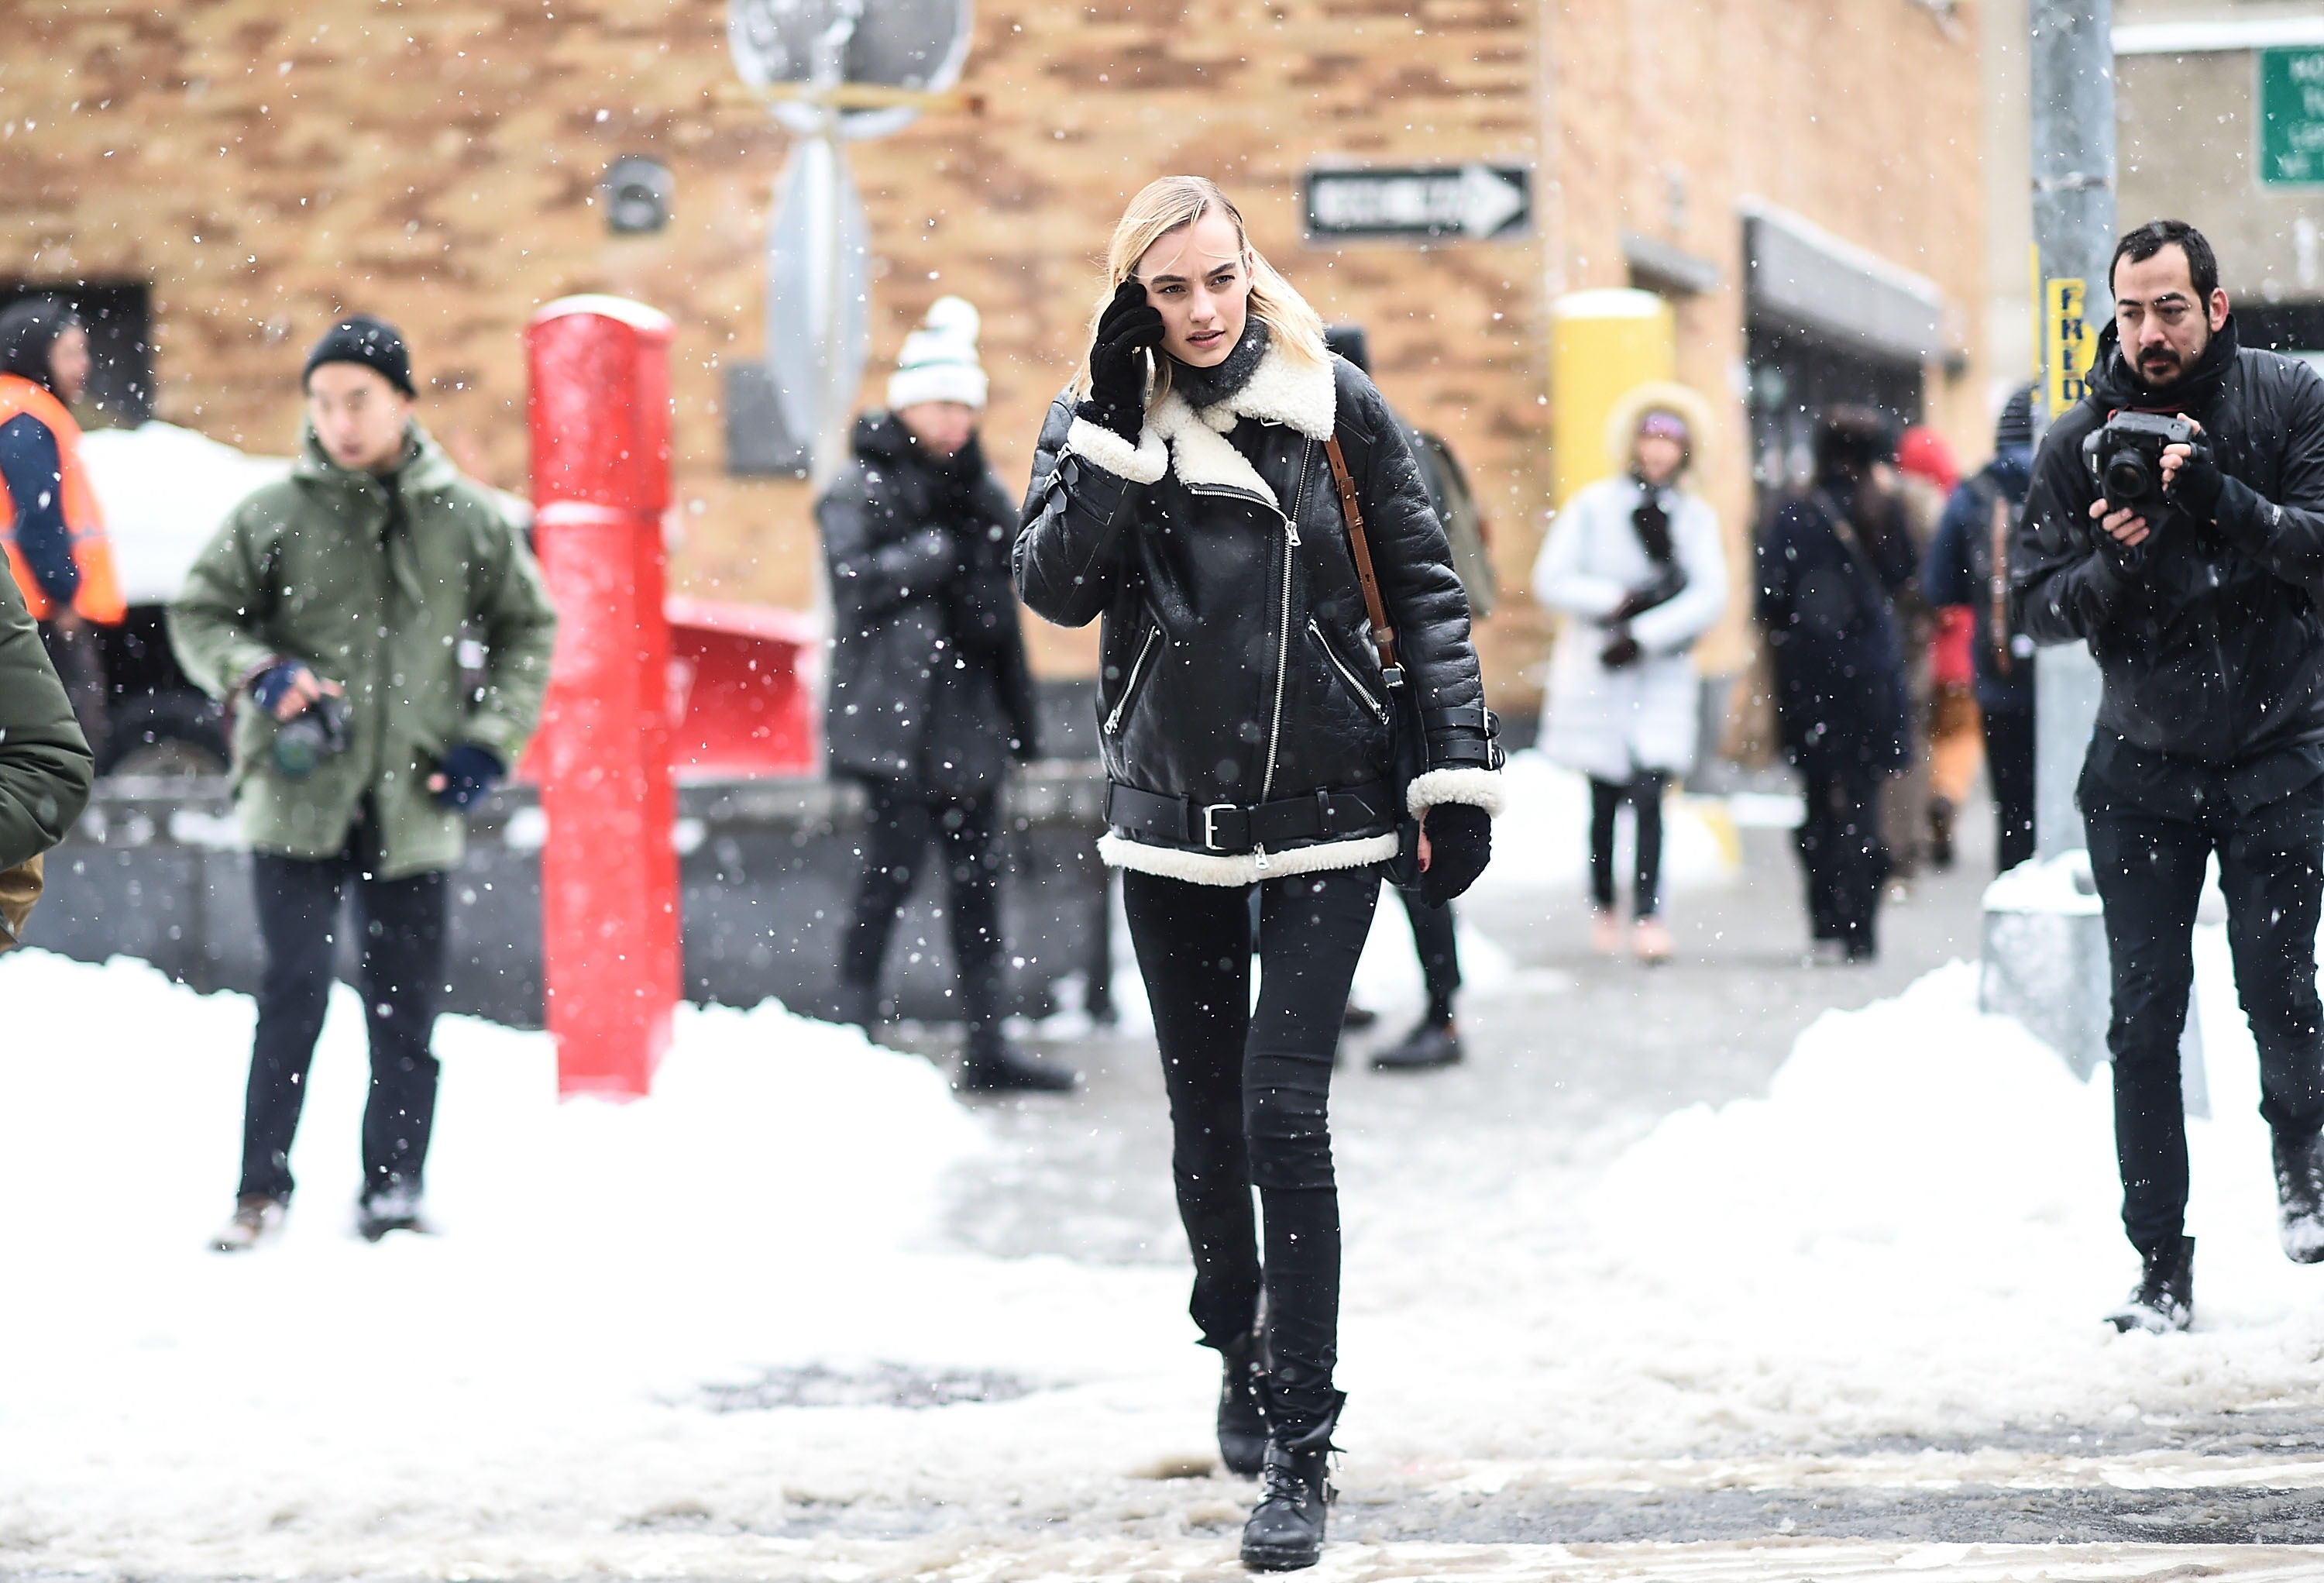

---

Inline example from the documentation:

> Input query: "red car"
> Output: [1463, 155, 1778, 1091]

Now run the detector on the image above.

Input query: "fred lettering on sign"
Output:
[2045, 277, 2092, 416]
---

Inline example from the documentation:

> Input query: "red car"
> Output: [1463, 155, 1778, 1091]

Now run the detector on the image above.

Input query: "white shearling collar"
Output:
[1140, 338, 1338, 505]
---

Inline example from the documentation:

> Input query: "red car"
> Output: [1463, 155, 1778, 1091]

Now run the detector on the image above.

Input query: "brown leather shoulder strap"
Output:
[1324, 435, 1401, 672]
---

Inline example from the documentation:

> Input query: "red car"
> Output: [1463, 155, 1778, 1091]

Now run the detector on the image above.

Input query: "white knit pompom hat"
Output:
[886, 295, 988, 411]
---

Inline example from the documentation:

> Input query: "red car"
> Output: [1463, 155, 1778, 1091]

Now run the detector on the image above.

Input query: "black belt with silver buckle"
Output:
[1104, 781, 1395, 855]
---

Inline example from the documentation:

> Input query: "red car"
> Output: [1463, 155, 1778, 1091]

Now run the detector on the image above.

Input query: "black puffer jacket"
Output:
[821, 415, 1039, 788]
[2013, 315, 2324, 769]
[1013, 340, 1500, 881]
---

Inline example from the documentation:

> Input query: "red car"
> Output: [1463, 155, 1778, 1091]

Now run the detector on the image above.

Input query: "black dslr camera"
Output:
[2082, 411, 2201, 515]
[272, 693, 352, 780]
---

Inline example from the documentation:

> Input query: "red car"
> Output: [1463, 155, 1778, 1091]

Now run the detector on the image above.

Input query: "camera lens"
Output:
[2105, 449, 2154, 504]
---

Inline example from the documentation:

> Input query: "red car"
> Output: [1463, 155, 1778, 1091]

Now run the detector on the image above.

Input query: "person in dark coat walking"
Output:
[2012, 219, 2324, 1334]
[1016, 177, 1501, 1571]
[1923, 385, 2037, 872]
[822, 297, 1074, 1095]
[1756, 407, 1916, 962]
[1320, 323, 1494, 1069]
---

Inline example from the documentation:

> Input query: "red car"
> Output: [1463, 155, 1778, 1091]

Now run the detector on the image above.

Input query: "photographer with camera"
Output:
[2014, 220, 2324, 1334]
[170, 316, 557, 1251]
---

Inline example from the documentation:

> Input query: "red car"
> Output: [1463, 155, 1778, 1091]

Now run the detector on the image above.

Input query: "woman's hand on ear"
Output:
[1081, 279, 1165, 440]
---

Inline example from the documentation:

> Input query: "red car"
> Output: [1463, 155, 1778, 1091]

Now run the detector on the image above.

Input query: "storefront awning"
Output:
[1741, 198, 1947, 365]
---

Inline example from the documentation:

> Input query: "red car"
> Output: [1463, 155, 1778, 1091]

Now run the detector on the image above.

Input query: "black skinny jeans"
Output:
[1124, 865, 1380, 1431]
[841, 781, 1006, 1044]
[1983, 705, 2037, 873]
[1396, 885, 1461, 1020]
[240, 844, 448, 1204]
[1588, 773, 1666, 918]
[1795, 752, 1886, 952]
[2087, 784, 2324, 1256]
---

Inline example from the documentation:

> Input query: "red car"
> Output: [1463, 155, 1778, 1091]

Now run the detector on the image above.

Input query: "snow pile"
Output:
[0, 950, 1199, 1575]
[11, 932, 2324, 1574]
[80, 422, 292, 605]
[1347, 939, 2324, 1464]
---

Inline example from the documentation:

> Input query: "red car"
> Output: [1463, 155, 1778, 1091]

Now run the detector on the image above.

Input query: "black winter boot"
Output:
[2274, 1130, 2324, 1264]
[1370, 1020, 1463, 1072]
[1215, 1332, 1268, 1477]
[956, 1034, 1078, 1093]
[2106, 1235, 2194, 1334]
[1239, 1392, 1342, 1572]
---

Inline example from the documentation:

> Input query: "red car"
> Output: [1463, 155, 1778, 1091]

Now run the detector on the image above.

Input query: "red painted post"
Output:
[527, 295, 679, 1098]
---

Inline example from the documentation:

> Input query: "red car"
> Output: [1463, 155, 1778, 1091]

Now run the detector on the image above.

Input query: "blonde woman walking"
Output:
[1013, 176, 1502, 1571]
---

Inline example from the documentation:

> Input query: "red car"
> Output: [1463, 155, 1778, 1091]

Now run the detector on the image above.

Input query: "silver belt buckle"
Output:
[1202, 802, 1239, 851]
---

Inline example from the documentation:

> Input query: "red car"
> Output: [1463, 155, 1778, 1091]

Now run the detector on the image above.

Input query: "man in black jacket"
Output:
[2013, 219, 2324, 1333]
[822, 297, 1074, 1093]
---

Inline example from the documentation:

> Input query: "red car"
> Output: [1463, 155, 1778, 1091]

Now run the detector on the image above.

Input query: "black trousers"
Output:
[1396, 884, 1461, 1017]
[1588, 773, 1666, 917]
[841, 781, 1006, 1044]
[39, 619, 109, 766]
[1123, 864, 1380, 1430]
[1795, 754, 1886, 953]
[2087, 786, 2324, 1256]
[240, 845, 448, 1204]
[1984, 704, 2037, 873]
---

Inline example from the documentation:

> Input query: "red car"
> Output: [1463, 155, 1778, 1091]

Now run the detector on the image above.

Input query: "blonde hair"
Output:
[1078, 176, 1327, 403]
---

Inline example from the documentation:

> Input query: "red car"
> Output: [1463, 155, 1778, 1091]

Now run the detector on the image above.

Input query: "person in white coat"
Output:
[1532, 384, 1728, 962]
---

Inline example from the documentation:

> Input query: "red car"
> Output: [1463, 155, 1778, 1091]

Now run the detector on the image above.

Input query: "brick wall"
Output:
[2, 0, 1986, 706]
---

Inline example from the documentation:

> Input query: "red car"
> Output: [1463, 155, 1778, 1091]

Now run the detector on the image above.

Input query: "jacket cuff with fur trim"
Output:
[1407, 767, 1506, 819]
[1064, 416, 1167, 485]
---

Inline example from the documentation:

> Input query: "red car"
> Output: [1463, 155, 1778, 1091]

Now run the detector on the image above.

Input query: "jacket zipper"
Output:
[1309, 618, 1387, 721]
[1104, 621, 1163, 736]
[1185, 446, 1312, 869]
[1258, 445, 1313, 825]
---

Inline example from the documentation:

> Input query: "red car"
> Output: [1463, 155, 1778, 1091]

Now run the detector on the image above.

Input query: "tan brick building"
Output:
[2, 0, 1990, 712]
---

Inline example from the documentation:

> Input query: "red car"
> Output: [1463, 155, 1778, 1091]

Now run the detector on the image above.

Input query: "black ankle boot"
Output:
[1239, 1392, 1342, 1572]
[2106, 1235, 2195, 1334]
[1215, 1334, 1268, 1477]
[956, 1034, 1078, 1093]
[2275, 1130, 2324, 1264]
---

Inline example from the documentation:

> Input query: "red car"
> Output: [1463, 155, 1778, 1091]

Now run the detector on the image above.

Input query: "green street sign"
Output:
[2260, 46, 2324, 187]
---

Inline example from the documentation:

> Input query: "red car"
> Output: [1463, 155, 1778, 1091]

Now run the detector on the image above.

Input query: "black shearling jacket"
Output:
[1014, 340, 1499, 880]
[2012, 316, 2324, 794]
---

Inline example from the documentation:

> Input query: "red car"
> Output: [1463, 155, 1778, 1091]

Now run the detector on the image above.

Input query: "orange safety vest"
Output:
[0, 373, 125, 625]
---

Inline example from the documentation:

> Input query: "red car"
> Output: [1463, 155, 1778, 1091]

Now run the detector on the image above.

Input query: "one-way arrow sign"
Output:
[1305, 163, 1532, 243]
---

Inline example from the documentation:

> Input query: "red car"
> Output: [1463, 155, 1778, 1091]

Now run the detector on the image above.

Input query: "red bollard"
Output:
[527, 295, 680, 1098]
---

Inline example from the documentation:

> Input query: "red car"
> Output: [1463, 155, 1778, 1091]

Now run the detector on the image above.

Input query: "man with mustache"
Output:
[2014, 219, 2324, 1334]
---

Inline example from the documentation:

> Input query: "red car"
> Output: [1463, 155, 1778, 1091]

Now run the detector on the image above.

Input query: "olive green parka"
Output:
[0, 556, 94, 869]
[168, 422, 556, 879]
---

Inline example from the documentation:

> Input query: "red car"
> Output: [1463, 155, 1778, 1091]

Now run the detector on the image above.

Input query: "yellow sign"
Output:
[2044, 277, 2093, 416]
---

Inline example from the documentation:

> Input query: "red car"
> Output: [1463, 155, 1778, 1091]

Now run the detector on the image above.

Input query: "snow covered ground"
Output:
[6, 893, 2324, 1578]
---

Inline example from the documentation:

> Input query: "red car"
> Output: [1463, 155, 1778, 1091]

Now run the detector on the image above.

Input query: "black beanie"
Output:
[303, 314, 414, 396]
[1323, 324, 1371, 374]
[0, 298, 79, 392]
[1993, 384, 2035, 452]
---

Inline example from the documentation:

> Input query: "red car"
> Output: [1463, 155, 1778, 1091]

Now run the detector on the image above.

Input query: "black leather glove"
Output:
[1608, 566, 1686, 623]
[2165, 436, 2226, 521]
[430, 743, 504, 810]
[1077, 280, 1164, 442]
[1600, 629, 1642, 669]
[1418, 801, 1491, 907]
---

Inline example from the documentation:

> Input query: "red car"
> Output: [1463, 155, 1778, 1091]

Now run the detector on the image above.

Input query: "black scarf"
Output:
[1628, 473, 1676, 565]
[1167, 318, 1271, 411]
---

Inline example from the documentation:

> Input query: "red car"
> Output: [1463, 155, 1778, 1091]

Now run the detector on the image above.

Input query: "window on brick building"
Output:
[0, 281, 153, 428]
